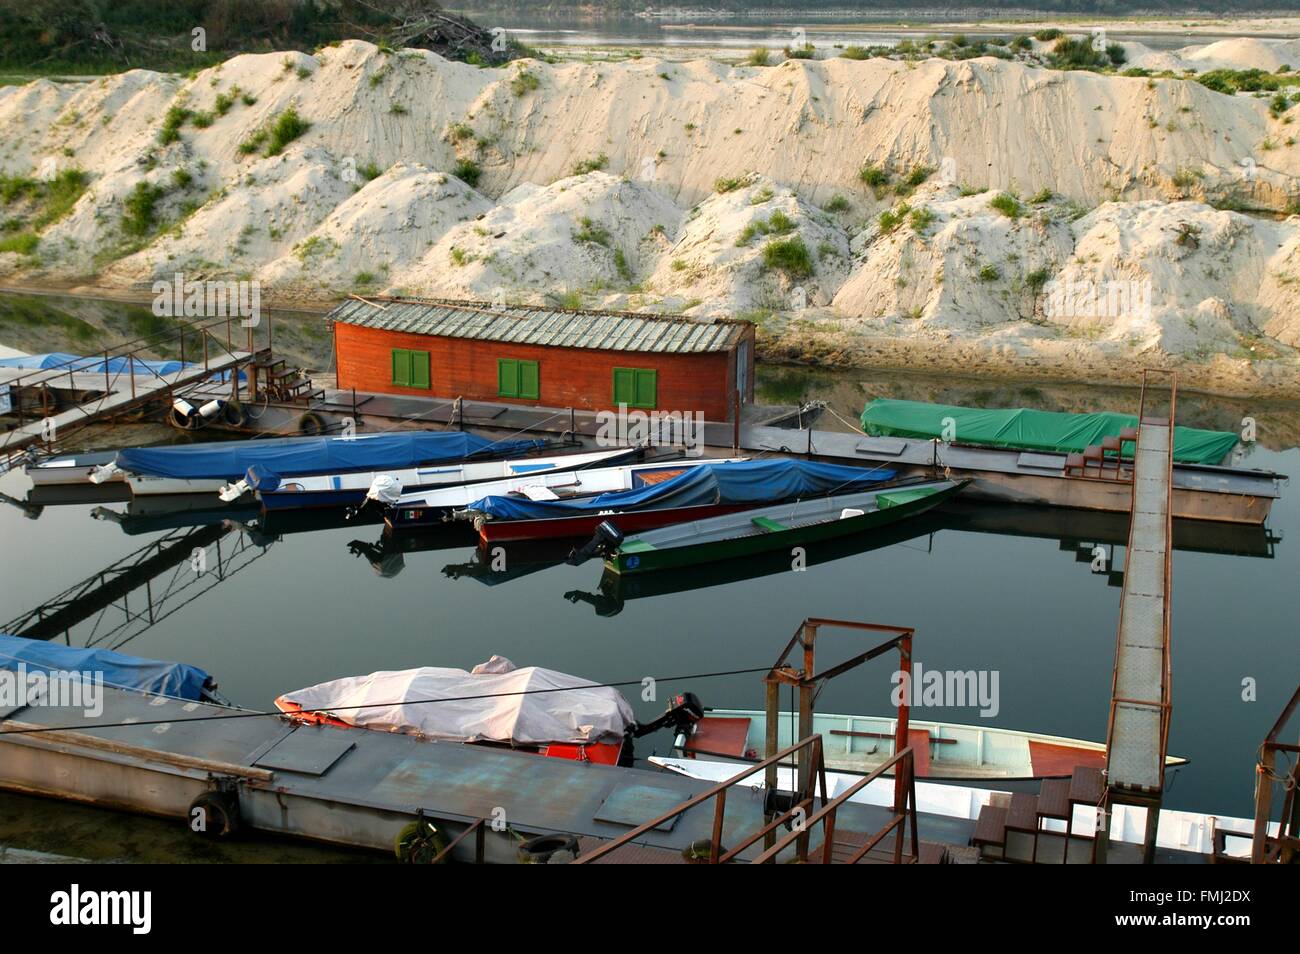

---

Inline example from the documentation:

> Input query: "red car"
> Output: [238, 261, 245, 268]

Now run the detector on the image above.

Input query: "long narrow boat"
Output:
[254, 446, 640, 510]
[468, 458, 899, 543]
[24, 450, 121, 486]
[603, 478, 968, 575]
[678, 708, 1187, 782]
[88, 430, 546, 496]
[385, 455, 747, 530]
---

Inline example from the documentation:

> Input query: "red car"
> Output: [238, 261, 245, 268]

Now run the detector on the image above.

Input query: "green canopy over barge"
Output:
[859, 399, 1239, 466]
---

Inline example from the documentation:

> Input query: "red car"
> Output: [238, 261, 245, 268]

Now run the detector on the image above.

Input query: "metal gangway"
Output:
[1103, 370, 1176, 862]
[0, 315, 256, 465]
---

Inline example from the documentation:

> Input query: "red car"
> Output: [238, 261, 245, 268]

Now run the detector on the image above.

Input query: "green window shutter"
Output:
[612, 367, 635, 406]
[410, 350, 430, 389]
[518, 360, 540, 399]
[498, 358, 519, 397]
[633, 368, 657, 408]
[391, 348, 411, 386]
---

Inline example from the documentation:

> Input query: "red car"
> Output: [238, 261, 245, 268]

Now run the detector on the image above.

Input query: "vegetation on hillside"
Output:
[0, 0, 538, 73]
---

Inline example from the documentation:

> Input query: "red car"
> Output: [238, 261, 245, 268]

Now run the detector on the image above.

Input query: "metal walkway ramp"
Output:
[1106, 372, 1175, 799]
[1, 351, 249, 456]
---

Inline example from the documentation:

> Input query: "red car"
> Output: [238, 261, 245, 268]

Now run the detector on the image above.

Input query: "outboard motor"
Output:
[566, 520, 625, 566]
[620, 692, 704, 767]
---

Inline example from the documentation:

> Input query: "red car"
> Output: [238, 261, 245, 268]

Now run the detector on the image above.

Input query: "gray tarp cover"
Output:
[276, 655, 635, 745]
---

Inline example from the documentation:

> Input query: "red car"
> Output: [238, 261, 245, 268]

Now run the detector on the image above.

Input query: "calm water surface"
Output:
[0, 313, 1297, 860]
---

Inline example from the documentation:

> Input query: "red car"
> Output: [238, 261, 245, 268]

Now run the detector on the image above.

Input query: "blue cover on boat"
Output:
[467, 459, 897, 520]
[0, 633, 213, 700]
[112, 431, 543, 480]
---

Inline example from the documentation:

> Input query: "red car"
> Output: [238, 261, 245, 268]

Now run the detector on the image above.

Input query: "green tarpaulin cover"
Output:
[859, 399, 1239, 465]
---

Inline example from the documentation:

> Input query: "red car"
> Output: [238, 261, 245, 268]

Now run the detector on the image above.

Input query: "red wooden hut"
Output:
[327, 297, 756, 421]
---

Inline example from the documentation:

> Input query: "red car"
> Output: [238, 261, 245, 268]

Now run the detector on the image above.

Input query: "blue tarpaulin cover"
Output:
[0, 352, 245, 384]
[467, 459, 898, 520]
[0, 352, 185, 375]
[112, 431, 544, 480]
[0, 633, 213, 700]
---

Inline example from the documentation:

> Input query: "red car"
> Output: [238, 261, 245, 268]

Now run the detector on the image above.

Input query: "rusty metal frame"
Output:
[572, 736, 828, 864]
[1252, 686, 1300, 864]
[432, 815, 489, 864]
[763, 618, 915, 812]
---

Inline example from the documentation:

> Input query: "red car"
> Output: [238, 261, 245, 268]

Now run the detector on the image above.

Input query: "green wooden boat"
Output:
[604, 478, 969, 575]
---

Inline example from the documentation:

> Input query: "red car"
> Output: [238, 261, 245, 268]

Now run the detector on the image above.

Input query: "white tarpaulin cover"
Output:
[275, 655, 635, 745]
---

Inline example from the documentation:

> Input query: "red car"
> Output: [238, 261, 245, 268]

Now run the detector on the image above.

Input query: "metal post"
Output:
[894, 631, 912, 814]
[732, 389, 740, 453]
[797, 620, 816, 797]
[129, 354, 136, 400]
[763, 677, 779, 803]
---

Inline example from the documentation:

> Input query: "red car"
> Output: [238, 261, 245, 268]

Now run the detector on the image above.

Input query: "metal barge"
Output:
[0, 682, 967, 863]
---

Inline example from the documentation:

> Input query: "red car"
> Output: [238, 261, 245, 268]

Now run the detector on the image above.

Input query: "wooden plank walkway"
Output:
[1, 352, 249, 454]
[1107, 417, 1173, 794]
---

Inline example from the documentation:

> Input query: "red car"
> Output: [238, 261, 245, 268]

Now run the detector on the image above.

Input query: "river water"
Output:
[467, 11, 1244, 54]
[0, 299, 1296, 861]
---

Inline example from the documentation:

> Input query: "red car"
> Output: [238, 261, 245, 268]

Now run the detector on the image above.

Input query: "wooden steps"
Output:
[970, 766, 1104, 864]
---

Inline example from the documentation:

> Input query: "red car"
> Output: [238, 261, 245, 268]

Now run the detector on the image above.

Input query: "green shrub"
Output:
[158, 105, 192, 145]
[747, 48, 771, 67]
[840, 46, 870, 61]
[572, 153, 608, 176]
[989, 192, 1023, 218]
[1029, 188, 1053, 204]
[1034, 28, 1063, 41]
[978, 264, 1000, 282]
[263, 107, 311, 156]
[761, 236, 814, 278]
[823, 195, 850, 213]
[451, 158, 482, 188]
[574, 216, 611, 246]
[859, 164, 889, 188]
[909, 206, 935, 232]
[510, 70, 540, 96]
[878, 203, 910, 234]
[122, 181, 167, 237]
[0, 232, 38, 255]
[715, 176, 746, 193]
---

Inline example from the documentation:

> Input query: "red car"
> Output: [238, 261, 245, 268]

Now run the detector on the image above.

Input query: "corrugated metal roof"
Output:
[326, 297, 750, 355]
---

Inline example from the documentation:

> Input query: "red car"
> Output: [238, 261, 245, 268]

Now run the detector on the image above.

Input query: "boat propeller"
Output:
[566, 520, 624, 566]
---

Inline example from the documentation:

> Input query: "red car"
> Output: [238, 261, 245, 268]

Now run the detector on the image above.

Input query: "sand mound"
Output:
[392, 171, 682, 304]
[644, 175, 850, 317]
[260, 162, 492, 296]
[834, 186, 1300, 354]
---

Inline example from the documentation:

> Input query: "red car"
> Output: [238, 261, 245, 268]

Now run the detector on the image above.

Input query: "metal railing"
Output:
[1104, 368, 1177, 800]
[432, 816, 489, 864]
[1252, 687, 1300, 864]
[752, 746, 918, 864]
[573, 736, 828, 864]
[2, 312, 265, 463]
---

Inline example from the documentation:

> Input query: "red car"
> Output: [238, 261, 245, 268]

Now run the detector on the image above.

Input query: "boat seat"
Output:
[751, 516, 788, 533]
[683, 717, 752, 759]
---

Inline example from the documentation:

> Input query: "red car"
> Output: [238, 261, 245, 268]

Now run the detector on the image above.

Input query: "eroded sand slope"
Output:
[1, 39, 1298, 387]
